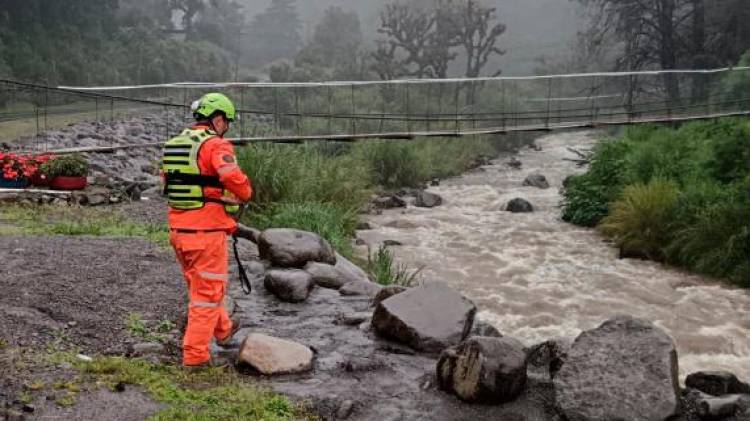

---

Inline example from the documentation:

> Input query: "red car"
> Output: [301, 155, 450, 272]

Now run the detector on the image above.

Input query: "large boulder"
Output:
[304, 262, 345, 289]
[415, 191, 443, 208]
[264, 269, 315, 303]
[258, 229, 336, 268]
[506, 198, 534, 213]
[685, 371, 750, 397]
[523, 173, 550, 189]
[334, 252, 370, 284]
[372, 285, 407, 308]
[238, 333, 313, 375]
[340, 280, 382, 298]
[554, 315, 680, 421]
[437, 336, 527, 404]
[372, 282, 476, 353]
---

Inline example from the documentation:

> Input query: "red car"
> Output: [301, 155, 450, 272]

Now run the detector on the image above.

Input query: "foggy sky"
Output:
[237, 0, 581, 75]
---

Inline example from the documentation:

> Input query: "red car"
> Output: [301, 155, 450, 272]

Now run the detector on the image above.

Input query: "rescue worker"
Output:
[161, 93, 252, 368]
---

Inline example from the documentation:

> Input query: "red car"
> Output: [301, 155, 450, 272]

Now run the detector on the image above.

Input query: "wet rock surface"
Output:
[415, 191, 443, 208]
[304, 262, 345, 289]
[371, 282, 477, 353]
[523, 173, 550, 189]
[238, 333, 314, 375]
[227, 263, 559, 421]
[258, 229, 336, 268]
[437, 336, 527, 404]
[264, 269, 315, 303]
[686, 371, 750, 397]
[339, 280, 382, 298]
[506, 198, 534, 213]
[554, 315, 680, 421]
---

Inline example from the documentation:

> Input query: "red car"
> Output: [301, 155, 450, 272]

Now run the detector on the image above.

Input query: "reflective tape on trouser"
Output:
[199, 272, 228, 281]
[191, 301, 220, 308]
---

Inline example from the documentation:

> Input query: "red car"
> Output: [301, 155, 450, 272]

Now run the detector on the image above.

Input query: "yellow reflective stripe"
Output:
[217, 164, 238, 176]
[191, 301, 220, 308]
[199, 272, 228, 281]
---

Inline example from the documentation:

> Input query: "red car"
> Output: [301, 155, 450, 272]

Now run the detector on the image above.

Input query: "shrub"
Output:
[40, 154, 88, 177]
[598, 178, 680, 260]
[354, 140, 422, 189]
[707, 119, 750, 183]
[561, 138, 631, 226]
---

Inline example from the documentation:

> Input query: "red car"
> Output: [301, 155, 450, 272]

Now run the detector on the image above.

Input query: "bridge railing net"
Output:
[1, 67, 749, 150]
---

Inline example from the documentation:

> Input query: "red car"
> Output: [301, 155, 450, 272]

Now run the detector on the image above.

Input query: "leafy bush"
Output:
[40, 154, 89, 177]
[564, 117, 750, 287]
[354, 140, 422, 189]
[561, 138, 631, 226]
[598, 179, 680, 260]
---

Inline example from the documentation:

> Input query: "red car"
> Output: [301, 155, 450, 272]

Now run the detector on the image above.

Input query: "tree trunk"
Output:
[657, 0, 681, 108]
[690, 0, 707, 104]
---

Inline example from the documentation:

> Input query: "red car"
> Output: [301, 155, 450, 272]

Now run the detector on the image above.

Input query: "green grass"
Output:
[38, 353, 315, 421]
[561, 117, 750, 286]
[366, 245, 422, 287]
[125, 313, 175, 344]
[0, 205, 169, 245]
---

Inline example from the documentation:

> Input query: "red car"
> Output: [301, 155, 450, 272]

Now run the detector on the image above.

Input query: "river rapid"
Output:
[358, 130, 750, 381]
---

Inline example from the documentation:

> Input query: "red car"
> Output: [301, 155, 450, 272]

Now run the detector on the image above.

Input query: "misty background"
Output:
[0, 0, 747, 87]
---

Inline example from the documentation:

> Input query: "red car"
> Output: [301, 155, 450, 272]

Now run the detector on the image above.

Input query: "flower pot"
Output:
[50, 176, 87, 191]
[30, 173, 51, 187]
[0, 177, 30, 189]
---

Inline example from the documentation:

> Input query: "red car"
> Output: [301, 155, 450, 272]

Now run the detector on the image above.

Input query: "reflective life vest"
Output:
[161, 128, 240, 214]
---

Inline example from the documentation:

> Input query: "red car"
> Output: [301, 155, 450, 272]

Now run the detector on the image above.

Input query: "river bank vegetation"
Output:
[562, 117, 750, 286]
[236, 135, 513, 258]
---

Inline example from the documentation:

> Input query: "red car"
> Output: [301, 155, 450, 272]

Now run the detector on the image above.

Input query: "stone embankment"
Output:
[221, 227, 750, 421]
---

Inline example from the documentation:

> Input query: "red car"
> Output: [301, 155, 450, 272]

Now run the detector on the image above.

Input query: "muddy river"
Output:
[358, 130, 750, 381]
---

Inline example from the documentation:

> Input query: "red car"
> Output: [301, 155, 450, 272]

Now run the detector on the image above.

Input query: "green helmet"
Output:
[192, 93, 236, 122]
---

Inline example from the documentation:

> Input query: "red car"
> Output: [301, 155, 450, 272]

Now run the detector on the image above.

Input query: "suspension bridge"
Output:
[1, 66, 749, 154]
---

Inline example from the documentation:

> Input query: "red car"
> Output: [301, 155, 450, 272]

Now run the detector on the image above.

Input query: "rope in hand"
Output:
[232, 204, 252, 295]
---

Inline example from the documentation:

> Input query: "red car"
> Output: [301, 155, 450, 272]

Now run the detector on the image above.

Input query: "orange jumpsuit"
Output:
[167, 125, 252, 366]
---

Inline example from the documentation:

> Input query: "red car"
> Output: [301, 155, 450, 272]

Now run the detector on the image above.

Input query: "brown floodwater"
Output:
[358, 130, 750, 381]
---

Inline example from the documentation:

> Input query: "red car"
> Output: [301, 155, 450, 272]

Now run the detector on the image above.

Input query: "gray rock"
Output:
[415, 191, 443, 208]
[334, 252, 370, 285]
[340, 280, 382, 298]
[373, 195, 406, 209]
[470, 321, 503, 338]
[234, 224, 261, 244]
[697, 394, 750, 419]
[373, 286, 407, 308]
[437, 336, 527, 404]
[305, 262, 345, 289]
[87, 193, 109, 206]
[356, 222, 373, 230]
[686, 371, 750, 397]
[238, 333, 313, 375]
[264, 269, 315, 303]
[506, 198, 534, 213]
[554, 315, 680, 421]
[336, 312, 372, 326]
[526, 339, 569, 381]
[224, 295, 236, 316]
[258, 229, 336, 268]
[383, 240, 403, 247]
[523, 173, 550, 189]
[372, 282, 476, 353]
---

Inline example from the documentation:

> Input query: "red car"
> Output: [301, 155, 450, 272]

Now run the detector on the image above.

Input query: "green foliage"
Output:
[244, 0, 302, 66]
[599, 179, 680, 260]
[40, 154, 89, 177]
[125, 313, 174, 343]
[563, 117, 750, 287]
[714, 50, 750, 103]
[367, 245, 422, 287]
[354, 141, 422, 188]
[77, 356, 313, 421]
[252, 202, 358, 257]
[561, 138, 631, 226]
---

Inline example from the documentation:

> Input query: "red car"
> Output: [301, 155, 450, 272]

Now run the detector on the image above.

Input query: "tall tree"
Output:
[243, 0, 302, 66]
[295, 6, 364, 78]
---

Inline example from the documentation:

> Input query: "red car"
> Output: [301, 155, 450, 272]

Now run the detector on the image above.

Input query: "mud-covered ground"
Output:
[0, 231, 183, 420]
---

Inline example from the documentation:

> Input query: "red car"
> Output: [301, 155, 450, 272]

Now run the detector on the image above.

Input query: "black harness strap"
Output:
[232, 204, 252, 295]
[164, 172, 223, 188]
